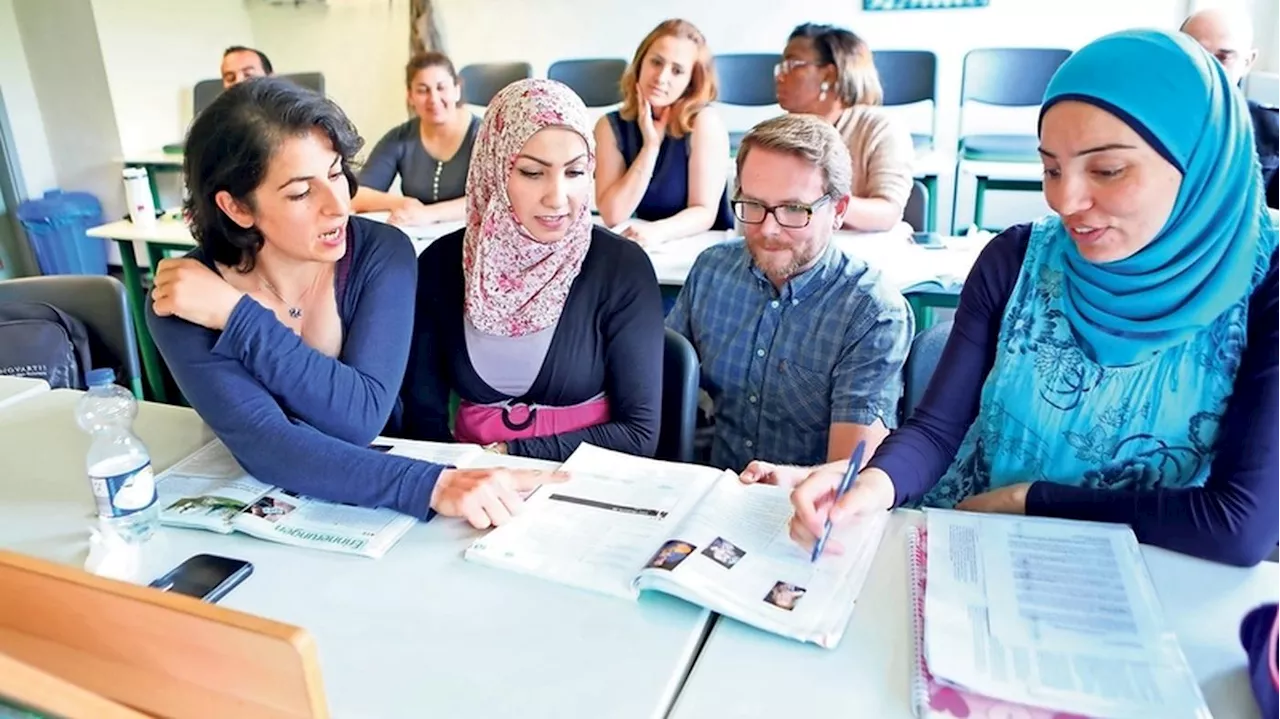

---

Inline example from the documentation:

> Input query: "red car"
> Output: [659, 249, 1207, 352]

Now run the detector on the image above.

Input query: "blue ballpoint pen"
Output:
[811, 440, 867, 562]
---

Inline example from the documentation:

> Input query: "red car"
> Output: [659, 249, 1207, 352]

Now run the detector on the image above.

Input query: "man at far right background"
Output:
[1182, 5, 1279, 207]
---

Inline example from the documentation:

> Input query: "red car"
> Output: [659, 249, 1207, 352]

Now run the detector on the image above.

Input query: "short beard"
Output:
[748, 243, 822, 285]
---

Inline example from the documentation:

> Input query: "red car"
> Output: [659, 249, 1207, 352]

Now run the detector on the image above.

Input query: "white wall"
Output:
[248, 0, 411, 158]
[1249, 0, 1278, 73]
[0, 0, 57, 198]
[90, 0, 254, 157]
[14, 0, 126, 219]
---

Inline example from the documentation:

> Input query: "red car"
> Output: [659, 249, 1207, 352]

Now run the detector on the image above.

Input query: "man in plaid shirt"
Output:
[666, 114, 912, 473]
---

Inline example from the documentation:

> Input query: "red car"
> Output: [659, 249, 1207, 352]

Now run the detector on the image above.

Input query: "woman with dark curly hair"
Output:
[146, 77, 557, 526]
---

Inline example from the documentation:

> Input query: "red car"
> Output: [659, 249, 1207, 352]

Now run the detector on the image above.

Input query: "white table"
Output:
[0, 376, 49, 410]
[669, 511, 1278, 719]
[121, 149, 183, 168]
[84, 212, 462, 403]
[86, 212, 979, 404]
[0, 390, 712, 719]
[646, 224, 984, 294]
[84, 211, 456, 248]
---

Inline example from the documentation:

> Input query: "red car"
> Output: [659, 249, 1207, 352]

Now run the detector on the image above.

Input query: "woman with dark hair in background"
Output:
[352, 51, 480, 226]
[774, 23, 915, 231]
[147, 77, 558, 529]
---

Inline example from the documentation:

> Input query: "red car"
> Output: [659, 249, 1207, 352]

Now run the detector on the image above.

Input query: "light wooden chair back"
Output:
[0, 649, 149, 718]
[0, 550, 328, 719]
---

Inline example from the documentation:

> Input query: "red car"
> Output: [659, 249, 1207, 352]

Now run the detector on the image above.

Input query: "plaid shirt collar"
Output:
[744, 239, 844, 304]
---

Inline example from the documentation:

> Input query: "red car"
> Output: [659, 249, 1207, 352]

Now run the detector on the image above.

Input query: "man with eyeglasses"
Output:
[665, 113, 912, 473]
[1181, 6, 1278, 208]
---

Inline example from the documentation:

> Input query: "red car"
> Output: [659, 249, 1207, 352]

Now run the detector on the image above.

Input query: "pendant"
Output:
[288, 307, 303, 319]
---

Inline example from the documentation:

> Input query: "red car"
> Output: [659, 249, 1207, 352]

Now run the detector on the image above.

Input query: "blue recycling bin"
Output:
[15, 190, 108, 275]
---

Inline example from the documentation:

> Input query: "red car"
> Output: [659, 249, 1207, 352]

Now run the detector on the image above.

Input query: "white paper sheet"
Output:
[923, 510, 1209, 719]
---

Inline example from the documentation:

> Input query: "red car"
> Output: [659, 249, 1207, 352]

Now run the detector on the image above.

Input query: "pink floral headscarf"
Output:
[462, 78, 595, 337]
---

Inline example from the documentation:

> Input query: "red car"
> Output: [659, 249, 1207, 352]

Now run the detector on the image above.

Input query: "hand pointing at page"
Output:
[430, 468, 569, 529]
[787, 466, 895, 555]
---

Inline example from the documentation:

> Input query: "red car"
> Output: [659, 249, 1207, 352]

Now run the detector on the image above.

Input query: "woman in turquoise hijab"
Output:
[740, 29, 1279, 567]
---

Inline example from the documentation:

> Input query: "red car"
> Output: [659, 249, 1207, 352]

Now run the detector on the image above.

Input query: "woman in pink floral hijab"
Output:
[462, 78, 595, 337]
[400, 79, 665, 462]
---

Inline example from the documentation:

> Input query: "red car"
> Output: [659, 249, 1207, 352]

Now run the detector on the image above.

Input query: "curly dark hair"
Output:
[183, 76, 363, 271]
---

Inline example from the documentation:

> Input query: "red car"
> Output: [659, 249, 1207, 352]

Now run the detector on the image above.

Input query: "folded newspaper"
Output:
[154, 438, 497, 558]
[464, 443, 889, 648]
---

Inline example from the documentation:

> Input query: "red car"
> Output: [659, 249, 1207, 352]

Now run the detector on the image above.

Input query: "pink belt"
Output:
[454, 395, 611, 445]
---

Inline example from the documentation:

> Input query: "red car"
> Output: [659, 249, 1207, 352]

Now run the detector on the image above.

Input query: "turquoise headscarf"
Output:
[1039, 29, 1270, 366]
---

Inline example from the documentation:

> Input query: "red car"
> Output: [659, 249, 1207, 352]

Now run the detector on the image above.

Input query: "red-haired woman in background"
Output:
[594, 19, 734, 246]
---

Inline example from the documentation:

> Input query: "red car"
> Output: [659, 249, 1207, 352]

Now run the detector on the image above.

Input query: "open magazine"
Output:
[155, 438, 554, 558]
[464, 444, 889, 648]
[155, 439, 451, 559]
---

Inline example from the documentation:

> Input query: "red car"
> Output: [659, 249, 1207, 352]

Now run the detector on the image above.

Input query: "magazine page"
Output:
[371, 436, 487, 467]
[230, 488, 416, 559]
[155, 441, 274, 533]
[633, 477, 889, 648]
[463, 444, 728, 600]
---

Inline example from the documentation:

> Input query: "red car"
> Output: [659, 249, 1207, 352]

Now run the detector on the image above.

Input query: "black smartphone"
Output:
[149, 554, 254, 603]
[911, 231, 947, 249]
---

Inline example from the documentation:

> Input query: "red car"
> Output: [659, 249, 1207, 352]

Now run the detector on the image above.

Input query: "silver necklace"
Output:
[261, 278, 305, 319]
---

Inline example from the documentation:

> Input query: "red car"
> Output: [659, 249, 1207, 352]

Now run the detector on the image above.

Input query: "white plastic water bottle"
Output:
[122, 166, 156, 229]
[77, 368, 157, 542]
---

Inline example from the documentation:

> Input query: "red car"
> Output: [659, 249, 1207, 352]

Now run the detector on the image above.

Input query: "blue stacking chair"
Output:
[873, 50, 937, 151]
[548, 58, 627, 107]
[901, 320, 952, 422]
[194, 73, 325, 117]
[713, 53, 781, 155]
[950, 48, 1071, 233]
[458, 62, 534, 106]
[904, 180, 929, 233]
[874, 50, 939, 231]
[658, 328, 700, 463]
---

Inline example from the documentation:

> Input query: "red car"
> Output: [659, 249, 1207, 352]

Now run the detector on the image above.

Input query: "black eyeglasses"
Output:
[732, 195, 831, 229]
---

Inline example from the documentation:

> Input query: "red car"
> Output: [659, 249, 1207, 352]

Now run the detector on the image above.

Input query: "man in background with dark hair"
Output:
[220, 46, 273, 89]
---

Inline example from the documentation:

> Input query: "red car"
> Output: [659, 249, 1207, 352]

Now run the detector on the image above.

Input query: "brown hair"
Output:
[405, 51, 458, 87]
[788, 23, 883, 106]
[619, 19, 718, 139]
[735, 114, 852, 199]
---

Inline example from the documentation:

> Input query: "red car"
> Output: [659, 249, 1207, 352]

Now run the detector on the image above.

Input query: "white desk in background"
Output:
[0, 376, 49, 410]
[646, 223, 985, 295]
[84, 212, 460, 403]
[121, 148, 183, 168]
[668, 511, 1278, 719]
[120, 148, 185, 210]
[0, 390, 712, 719]
[86, 213, 978, 403]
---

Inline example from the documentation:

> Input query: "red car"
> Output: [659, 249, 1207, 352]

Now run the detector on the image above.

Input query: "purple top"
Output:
[869, 223, 1279, 566]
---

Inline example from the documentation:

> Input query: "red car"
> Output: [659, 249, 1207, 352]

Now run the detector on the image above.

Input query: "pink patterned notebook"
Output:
[906, 526, 1093, 719]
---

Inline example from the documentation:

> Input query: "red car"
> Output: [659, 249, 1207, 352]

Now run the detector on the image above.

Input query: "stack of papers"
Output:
[922, 510, 1209, 719]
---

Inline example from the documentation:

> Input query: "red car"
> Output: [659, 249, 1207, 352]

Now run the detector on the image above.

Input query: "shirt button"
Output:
[770, 300, 780, 309]
[791, 299, 799, 306]
[756, 349, 765, 357]
[745, 440, 754, 449]
[749, 394, 758, 403]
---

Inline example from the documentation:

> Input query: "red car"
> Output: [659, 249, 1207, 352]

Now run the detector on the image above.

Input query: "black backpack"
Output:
[0, 301, 94, 390]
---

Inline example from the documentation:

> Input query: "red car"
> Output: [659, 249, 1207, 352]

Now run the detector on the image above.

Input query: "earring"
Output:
[819, 81, 829, 102]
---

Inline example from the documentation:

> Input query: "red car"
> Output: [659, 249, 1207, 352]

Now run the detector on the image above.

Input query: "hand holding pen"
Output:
[787, 444, 896, 558]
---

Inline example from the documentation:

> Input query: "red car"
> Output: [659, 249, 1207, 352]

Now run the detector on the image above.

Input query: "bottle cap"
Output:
[86, 368, 117, 387]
